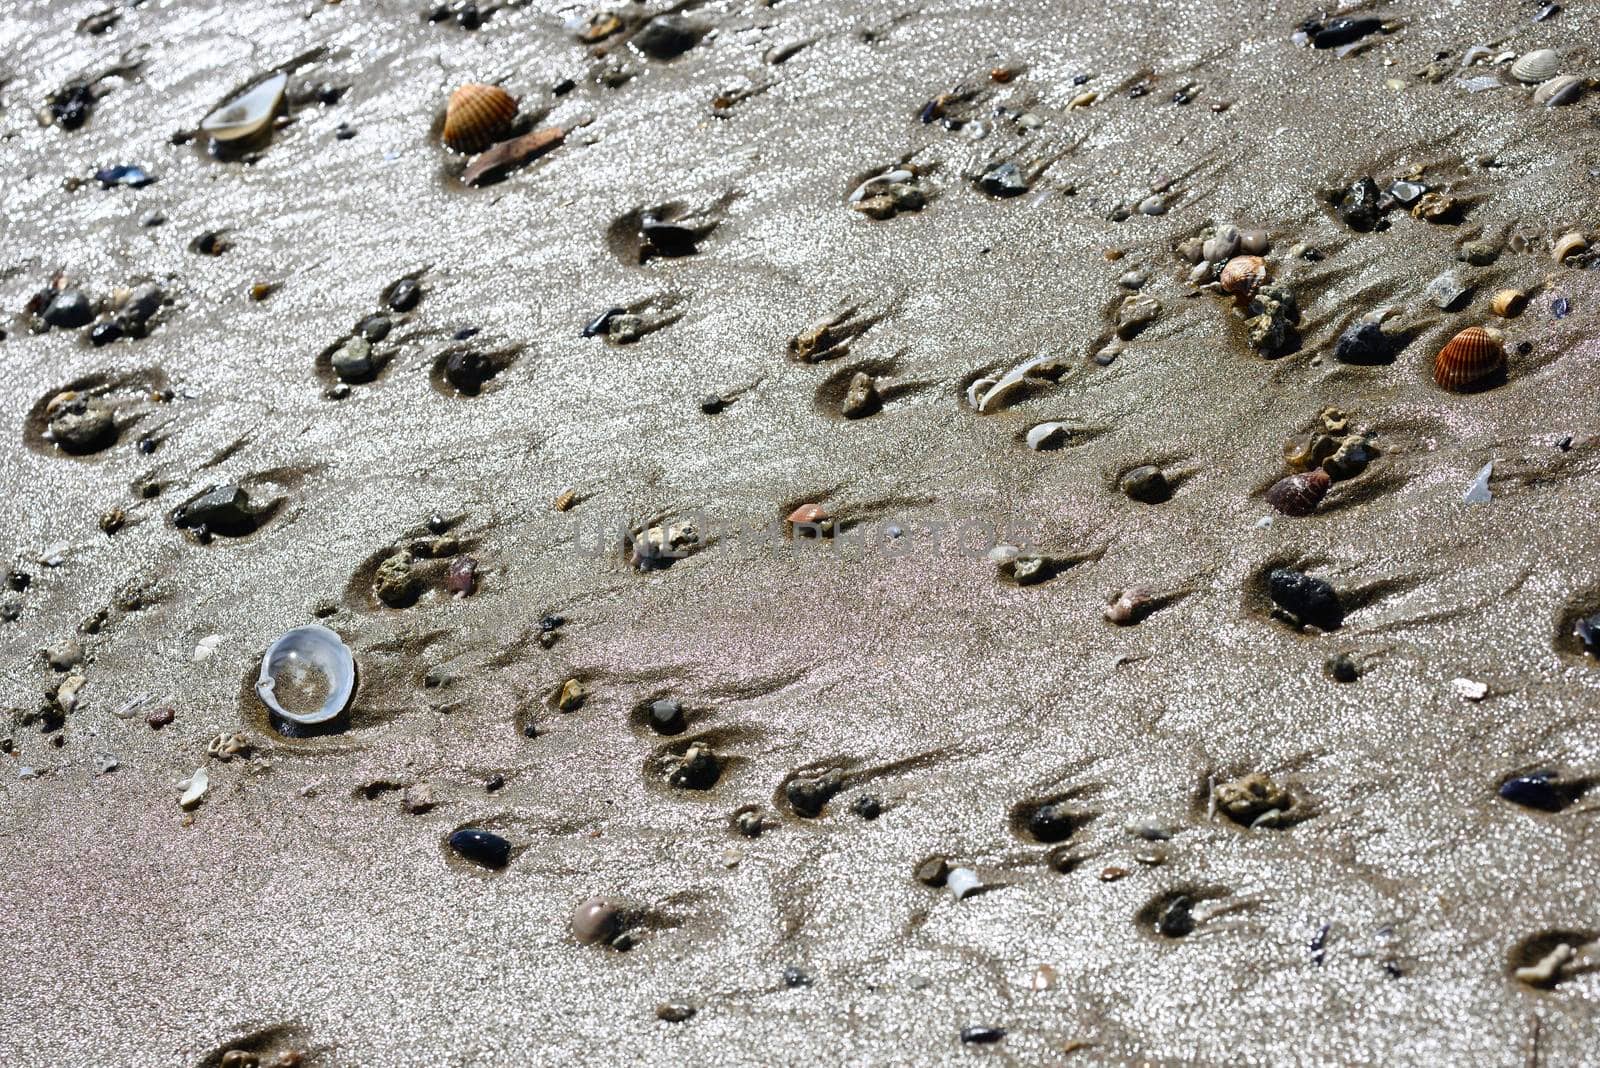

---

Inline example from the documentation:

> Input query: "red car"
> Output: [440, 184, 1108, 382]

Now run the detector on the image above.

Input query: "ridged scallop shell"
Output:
[1553, 231, 1589, 263]
[1219, 255, 1267, 296]
[1533, 74, 1584, 107]
[1264, 468, 1331, 517]
[1491, 289, 1527, 317]
[200, 72, 288, 142]
[443, 83, 517, 154]
[1511, 48, 1561, 84]
[1433, 326, 1505, 392]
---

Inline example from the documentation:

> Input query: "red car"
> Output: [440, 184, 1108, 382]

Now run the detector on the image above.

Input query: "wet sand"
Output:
[3, 0, 1600, 1063]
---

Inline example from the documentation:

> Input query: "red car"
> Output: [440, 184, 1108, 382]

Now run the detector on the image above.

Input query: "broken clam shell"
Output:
[255, 624, 357, 725]
[200, 71, 288, 142]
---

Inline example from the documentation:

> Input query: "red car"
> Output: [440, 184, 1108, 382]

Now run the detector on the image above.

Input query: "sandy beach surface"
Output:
[3, 0, 1599, 1063]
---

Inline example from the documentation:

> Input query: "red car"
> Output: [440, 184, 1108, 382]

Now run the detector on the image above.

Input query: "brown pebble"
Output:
[656, 1000, 696, 1022]
[572, 896, 625, 944]
[914, 856, 949, 886]
[147, 706, 175, 729]
[989, 66, 1017, 83]
[1099, 866, 1129, 882]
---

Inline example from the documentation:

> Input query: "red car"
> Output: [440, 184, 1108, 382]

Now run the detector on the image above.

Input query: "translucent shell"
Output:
[1434, 326, 1506, 392]
[200, 72, 288, 141]
[1265, 468, 1331, 516]
[443, 83, 517, 154]
[255, 624, 357, 725]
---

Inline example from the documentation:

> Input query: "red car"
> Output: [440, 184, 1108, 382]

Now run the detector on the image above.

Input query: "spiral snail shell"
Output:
[443, 83, 517, 154]
[1264, 468, 1331, 517]
[1433, 326, 1505, 392]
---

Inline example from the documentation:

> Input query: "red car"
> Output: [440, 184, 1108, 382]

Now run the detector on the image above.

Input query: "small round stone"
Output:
[655, 1001, 696, 1023]
[850, 795, 882, 820]
[1119, 465, 1171, 504]
[914, 856, 949, 886]
[572, 896, 625, 944]
[43, 290, 93, 329]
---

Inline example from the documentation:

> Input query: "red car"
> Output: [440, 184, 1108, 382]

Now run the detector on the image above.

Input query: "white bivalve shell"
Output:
[255, 624, 357, 725]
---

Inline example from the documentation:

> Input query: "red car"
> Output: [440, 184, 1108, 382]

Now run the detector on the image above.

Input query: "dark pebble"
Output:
[1156, 895, 1195, 938]
[335, 123, 356, 140]
[977, 161, 1029, 197]
[647, 698, 685, 734]
[446, 556, 478, 596]
[90, 321, 122, 347]
[850, 795, 881, 820]
[959, 1026, 1006, 1045]
[50, 84, 95, 129]
[785, 769, 843, 817]
[1553, 297, 1571, 320]
[1, 599, 22, 623]
[443, 349, 495, 393]
[1498, 774, 1565, 812]
[453, 326, 479, 341]
[173, 484, 254, 534]
[1336, 177, 1382, 232]
[448, 828, 511, 869]
[700, 394, 726, 415]
[455, 3, 480, 29]
[782, 966, 812, 988]
[147, 706, 175, 729]
[1026, 801, 1080, 842]
[1325, 653, 1359, 683]
[1334, 321, 1390, 364]
[914, 856, 949, 887]
[43, 291, 94, 329]
[655, 1001, 696, 1023]
[356, 314, 391, 343]
[1119, 465, 1170, 504]
[387, 277, 421, 312]
[190, 230, 228, 256]
[7, 570, 30, 592]
[1269, 568, 1343, 630]
[631, 15, 703, 59]
[94, 164, 154, 188]
[539, 614, 564, 632]
[1306, 16, 1383, 48]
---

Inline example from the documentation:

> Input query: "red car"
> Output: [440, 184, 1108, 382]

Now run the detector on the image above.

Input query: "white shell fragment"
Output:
[178, 767, 209, 810]
[192, 634, 224, 663]
[1452, 678, 1489, 701]
[1026, 421, 1071, 450]
[255, 624, 357, 725]
[1463, 461, 1494, 504]
[978, 353, 1054, 412]
[947, 867, 983, 900]
[200, 71, 288, 141]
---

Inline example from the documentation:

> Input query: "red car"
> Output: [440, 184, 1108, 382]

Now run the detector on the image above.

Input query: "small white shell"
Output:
[1464, 461, 1494, 504]
[255, 624, 357, 725]
[947, 867, 983, 900]
[179, 767, 209, 809]
[1026, 421, 1070, 450]
[200, 72, 288, 141]
[1553, 231, 1589, 263]
[1533, 74, 1583, 106]
[1511, 48, 1560, 84]
[978, 353, 1053, 412]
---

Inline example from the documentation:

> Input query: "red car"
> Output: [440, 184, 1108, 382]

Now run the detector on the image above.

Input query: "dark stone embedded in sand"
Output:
[1268, 568, 1343, 629]
[782, 966, 812, 988]
[1026, 801, 1083, 842]
[631, 16, 703, 59]
[977, 161, 1029, 197]
[448, 828, 511, 869]
[959, 1026, 1006, 1045]
[387, 277, 421, 312]
[667, 742, 721, 789]
[1336, 177, 1382, 231]
[89, 321, 121, 346]
[1574, 612, 1600, 656]
[1155, 895, 1196, 938]
[357, 314, 391, 342]
[49, 84, 95, 129]
[461, 127, 565, 187]
[1304, 16, 1383, 48]
[851, 795, 881, 820]
[173, 484, 259, 536]
[43, 290, 93, 329]
[648, 698, 685, 734]
[1498, 774, 1569, 812]
[1325, 653, 1359, 683]
[45, 393, 115, 452]
[656, 1001, 696, 1023]
[786, 769, 843, 816]
[700, 393, 726, 414]
[442, 349, 497, 393]
[1120, 465, 1170, 504]
[914, 856, 949, 886]
[1334, 321, 1390, 364]
[331, 337, 377, 381]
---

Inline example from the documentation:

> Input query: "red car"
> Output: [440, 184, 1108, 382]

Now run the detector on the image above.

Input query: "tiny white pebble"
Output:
[1452, 678, 1488, 701]
[947, 867, 983, 900]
